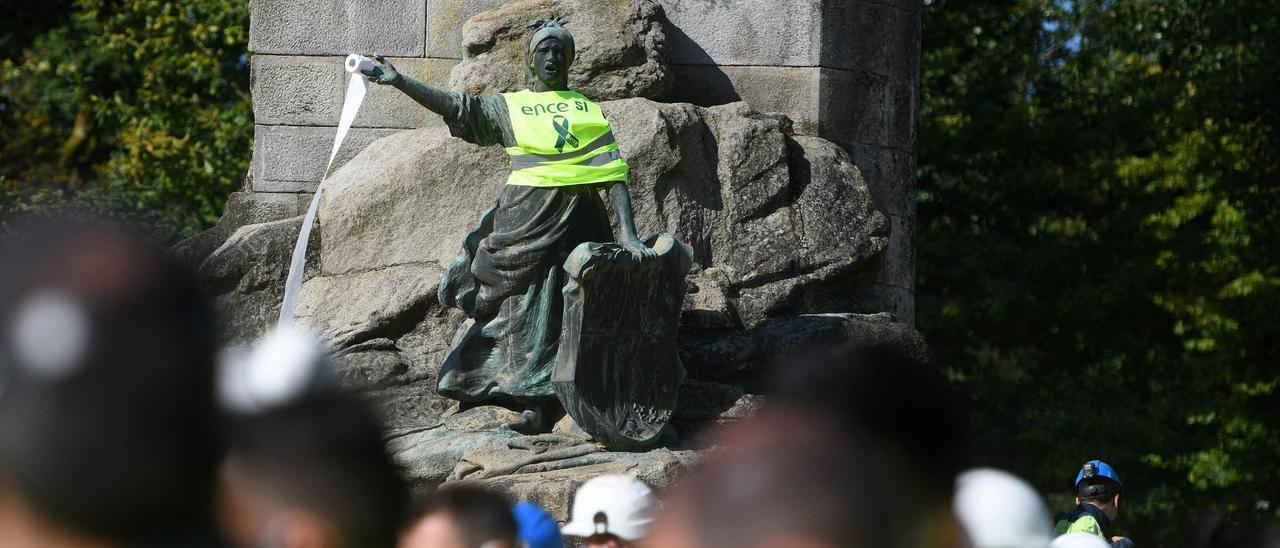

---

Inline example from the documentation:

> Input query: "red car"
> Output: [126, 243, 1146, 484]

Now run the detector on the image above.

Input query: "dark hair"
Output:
[771, 342, 968, 504]
[226, 392, 409, 548]
[0, 218, 221, 540]
[407, 483, 517, 546]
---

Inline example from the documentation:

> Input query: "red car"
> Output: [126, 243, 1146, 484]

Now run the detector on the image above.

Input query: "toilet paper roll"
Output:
[345, 54, 375, 74]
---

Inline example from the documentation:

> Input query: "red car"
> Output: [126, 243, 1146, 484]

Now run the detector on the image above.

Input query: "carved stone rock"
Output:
[387, 407, 695, 511]
[306, 99, 887, 329]
[449, 0, 672, 101]
[195, 95, 895, 410]
[198, 216, 316, 344]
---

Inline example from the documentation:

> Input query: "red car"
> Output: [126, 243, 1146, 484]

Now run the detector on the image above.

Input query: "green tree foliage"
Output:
[920, 0, 1279, 543]
[1, 0, 250, 239]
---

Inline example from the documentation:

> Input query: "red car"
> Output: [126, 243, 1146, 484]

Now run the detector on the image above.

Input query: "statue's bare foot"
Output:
[507, 401, 564, 435]
[508, 409, 544, 435]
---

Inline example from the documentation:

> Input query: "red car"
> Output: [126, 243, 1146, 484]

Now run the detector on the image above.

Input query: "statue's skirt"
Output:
[436, 184, 612, 404]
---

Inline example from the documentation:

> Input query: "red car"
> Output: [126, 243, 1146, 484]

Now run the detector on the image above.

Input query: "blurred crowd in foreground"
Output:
[2, 219, 1277, 548]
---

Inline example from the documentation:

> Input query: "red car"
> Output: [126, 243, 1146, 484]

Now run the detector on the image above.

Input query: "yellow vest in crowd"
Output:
[501, 90, 629, 187]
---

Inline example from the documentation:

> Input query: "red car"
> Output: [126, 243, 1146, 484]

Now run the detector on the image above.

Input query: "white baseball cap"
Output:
[954, 468, 1054, 548]
[1051, 533, 1112, 548]
[561, 475, 658, 541]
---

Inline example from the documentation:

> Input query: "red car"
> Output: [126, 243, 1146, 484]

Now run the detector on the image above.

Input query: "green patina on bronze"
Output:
[356, 19, 685, 443]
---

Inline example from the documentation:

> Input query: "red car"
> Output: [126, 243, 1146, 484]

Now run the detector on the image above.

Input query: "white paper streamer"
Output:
[277, 55, 371, 328]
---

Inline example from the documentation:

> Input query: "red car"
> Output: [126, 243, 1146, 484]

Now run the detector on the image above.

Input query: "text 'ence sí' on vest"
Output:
[501, 90, 629, 187]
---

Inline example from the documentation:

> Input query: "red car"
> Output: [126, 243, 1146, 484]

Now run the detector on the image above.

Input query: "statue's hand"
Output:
[619, 236, 657, 262]
[361, 55, 401, 86]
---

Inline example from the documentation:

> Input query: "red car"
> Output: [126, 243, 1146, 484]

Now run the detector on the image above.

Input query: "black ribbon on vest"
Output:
[552, 114, 579, 152]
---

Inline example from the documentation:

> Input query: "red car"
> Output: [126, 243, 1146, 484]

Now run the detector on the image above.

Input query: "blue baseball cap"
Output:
[512, 502, 564, 548]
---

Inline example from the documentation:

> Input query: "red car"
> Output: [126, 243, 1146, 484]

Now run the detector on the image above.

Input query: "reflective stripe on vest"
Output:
[501, 90, 629, 187]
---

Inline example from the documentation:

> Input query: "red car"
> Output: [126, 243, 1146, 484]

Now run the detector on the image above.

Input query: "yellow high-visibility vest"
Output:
[501, 90, 629, 187]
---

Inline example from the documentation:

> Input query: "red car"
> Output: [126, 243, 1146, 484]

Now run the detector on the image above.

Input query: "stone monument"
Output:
[181, 0, 924, 521]
[350, 18, 692, 442]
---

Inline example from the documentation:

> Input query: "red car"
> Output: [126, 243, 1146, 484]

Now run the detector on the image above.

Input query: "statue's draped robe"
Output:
[435, 92, 613, 405]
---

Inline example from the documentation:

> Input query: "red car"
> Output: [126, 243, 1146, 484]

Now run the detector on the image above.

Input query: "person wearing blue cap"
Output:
[512, 502, 564, 548]
[1053, 460, 1134, 547]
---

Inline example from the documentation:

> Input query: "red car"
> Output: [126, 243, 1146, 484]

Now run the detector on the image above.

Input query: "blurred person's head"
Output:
[561, 475, 658, 548]
[953, 468, 1053, 548]
[649, 430, 903, 548]
[0, 218, 221, 545]
[512, 502, 563, 548]
[400, 484, 517, 548]
[1072, 460, 1122, 522]
[771, 343, 967, 505]
[766, 343, 969, 546]
[219, 391, 408, 548]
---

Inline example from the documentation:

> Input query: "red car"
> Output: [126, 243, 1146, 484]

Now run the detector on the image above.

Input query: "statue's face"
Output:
[532, 38, 568, 88]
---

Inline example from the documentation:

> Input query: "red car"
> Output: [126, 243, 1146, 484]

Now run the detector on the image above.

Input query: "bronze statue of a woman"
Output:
[361, 19, 654, 433]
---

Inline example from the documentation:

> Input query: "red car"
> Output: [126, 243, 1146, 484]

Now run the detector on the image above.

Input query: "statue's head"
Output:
[525, 18, 575, 91]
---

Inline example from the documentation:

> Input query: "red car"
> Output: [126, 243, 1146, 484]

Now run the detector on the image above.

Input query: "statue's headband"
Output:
[526, 18, 575, 67]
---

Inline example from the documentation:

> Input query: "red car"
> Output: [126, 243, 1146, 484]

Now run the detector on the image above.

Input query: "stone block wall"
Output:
[243, 0, 919, 322]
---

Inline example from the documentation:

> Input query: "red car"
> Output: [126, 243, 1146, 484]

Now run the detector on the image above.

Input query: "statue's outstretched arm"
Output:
[607, 182, 657, 261]
[361, 56, 455, 117]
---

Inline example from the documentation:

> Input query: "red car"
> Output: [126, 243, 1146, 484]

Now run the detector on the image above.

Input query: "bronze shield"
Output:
[553, 233, 693, 450]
